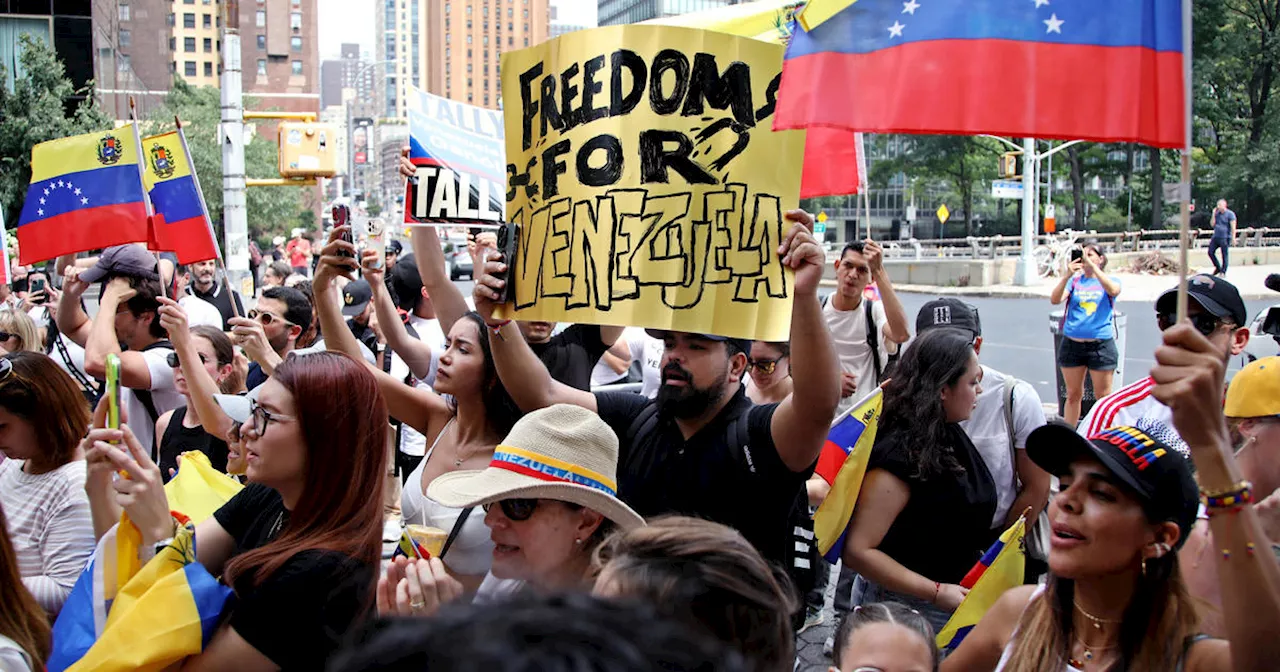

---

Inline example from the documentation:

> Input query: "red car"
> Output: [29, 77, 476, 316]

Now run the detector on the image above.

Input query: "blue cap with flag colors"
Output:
[17, 126, 151, 265]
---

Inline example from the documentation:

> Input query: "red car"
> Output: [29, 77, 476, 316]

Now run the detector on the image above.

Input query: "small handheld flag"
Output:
[813, 388, 883, 563]
[143, 129, 219, 264]
[935, 512, 1029, 654]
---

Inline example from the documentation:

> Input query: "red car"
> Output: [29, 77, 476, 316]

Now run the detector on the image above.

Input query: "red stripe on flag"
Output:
[148, 214, 218, 265]
[776, 41, 1185, 148]
[815, 439, 848, 486]
[17, 203, 150, 265]
[801, 127, 861, 198]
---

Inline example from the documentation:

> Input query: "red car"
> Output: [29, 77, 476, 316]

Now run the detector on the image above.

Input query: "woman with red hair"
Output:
[83, 351, 388, 670]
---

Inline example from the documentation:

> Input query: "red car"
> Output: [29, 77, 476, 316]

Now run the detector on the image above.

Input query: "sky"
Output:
[317, 0, 599, 61]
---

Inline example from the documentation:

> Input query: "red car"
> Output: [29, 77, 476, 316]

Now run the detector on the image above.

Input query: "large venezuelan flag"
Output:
[16, 126, 151, 265]
[935, 514, 1028, 654]
[776, 0, 1186, 148]
[143, 132, 219, 264]
[813, 388, 882, 564]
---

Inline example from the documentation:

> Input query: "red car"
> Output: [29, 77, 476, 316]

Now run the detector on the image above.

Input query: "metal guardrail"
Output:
[824, 227, 1280, 260]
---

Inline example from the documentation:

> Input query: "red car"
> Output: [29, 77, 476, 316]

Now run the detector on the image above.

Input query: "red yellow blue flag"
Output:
[142, 131, 219, 264]
[16, 126, 150, 265]
[936, 513, 1028, 653]
[813, 388, 882, 563]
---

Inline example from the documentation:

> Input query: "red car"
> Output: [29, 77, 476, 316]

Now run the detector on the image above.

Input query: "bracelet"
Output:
[932, 582, 941, 604]
[1200, 480, 1253, 500]
[1201, 480, 1253, 511]
[487, 319, 511, 341]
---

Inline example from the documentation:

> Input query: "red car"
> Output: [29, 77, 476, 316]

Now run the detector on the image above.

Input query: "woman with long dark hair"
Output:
[943, 322, 1280, 671]
[842, 328, 994, 631]
[154, 321, 237, 478]
[0, 507, 52, 672]
[83, 351, 388, 669]
[0, 351, 94, 616]
[314, 226, 522, 593]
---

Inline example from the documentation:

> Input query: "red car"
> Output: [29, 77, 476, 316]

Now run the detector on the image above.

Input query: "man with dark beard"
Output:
[472, 210, 840, 594]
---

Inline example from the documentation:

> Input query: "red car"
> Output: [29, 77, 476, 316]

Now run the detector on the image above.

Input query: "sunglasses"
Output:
[1156, 312, 1231, 337]
[166, 352, 211, 368]
[747, 356, 785, 375]
[247, 309, 295, 327]
[0, 332, 14, 344]
[482, 498, 540, 522]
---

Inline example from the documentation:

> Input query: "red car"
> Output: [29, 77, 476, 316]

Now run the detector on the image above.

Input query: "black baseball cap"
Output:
[1155, 274, 1248, 327]
[916, 298, 982, 339]
[388, 254, 422, 311]
[342, 279, 372, 317]
[80, 244, 160, 283]
[1026, 420, 1198, 549]
[386, 239, 403, 256]
[644, 330, 752, 356]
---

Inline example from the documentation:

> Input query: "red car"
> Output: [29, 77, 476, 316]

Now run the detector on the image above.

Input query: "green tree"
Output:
[871, 135, 1001, 236]
[0, 34, 112, 228]
[144, 80, 305, 244]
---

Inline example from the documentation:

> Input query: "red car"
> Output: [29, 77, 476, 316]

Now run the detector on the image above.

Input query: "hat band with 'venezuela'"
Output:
[489, 445, 618, 496]
[1094, 426, 1167, 471]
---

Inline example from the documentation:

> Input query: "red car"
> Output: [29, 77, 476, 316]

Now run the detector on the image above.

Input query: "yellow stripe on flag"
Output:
[29, 125, 141, 183]
[796, 0, 857, 32]
[140, 131, 194, 188]
[935, 515, 1028, 651]
[813, 391, 882, 559]
[642, 0, 807, 44]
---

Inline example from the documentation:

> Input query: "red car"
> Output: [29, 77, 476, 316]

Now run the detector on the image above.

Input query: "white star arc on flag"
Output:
[37, 209, 44, 217]
[81, 197, 89, 205]
[902, 0, 920, 14]
[1044, 13, 1064, 33]
[888, 21, 905, 38]
[1034, 0, 1050, 7]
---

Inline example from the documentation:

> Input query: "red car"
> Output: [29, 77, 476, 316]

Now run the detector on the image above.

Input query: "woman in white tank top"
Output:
[314, 235, 523, 591]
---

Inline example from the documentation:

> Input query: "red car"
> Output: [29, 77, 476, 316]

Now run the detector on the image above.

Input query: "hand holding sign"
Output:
[780, 210, 823, 296]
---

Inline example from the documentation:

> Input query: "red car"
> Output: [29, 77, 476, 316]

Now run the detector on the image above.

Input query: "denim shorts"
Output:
[1058, 337, 1119, 371]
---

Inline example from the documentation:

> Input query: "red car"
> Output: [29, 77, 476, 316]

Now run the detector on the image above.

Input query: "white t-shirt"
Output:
[627, 329, 663, 399]
[178, 295, 224, 330]
[0, 634, 34, 672]
[824, 297, 897, 416]
[960, 366, 1047, 527]
[394, 314, 446, 457]
[123, 346, 184, 454]
[28, 307, 91, 387]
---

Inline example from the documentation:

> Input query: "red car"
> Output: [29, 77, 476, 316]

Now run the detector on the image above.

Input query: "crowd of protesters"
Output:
[0, 172, 1278, 671]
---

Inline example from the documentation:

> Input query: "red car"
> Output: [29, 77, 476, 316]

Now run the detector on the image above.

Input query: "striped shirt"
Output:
[0, 458, 94, 617]
[1079, 376, 1174, 439]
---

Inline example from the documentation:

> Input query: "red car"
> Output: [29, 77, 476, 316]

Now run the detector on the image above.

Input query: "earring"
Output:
[1141, 556, 1149, 578]
[574, 538, 582, 545]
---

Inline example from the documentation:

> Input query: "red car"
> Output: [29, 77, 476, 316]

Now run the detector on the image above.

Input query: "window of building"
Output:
[483, 20, 488, 29]
[523, 22, 527, 30]
[522, 8, 527, 17]
[483, 5, 488, 15]
[184, 13, 196, 28]
[255, 10, 266, 27]
[119, 4, 131, 21]
[445, 18, 449, 28]
[507, 7, 512, 16]
[484, 95, 489, 106]
[203, 13, 211, 27]
[118, 54, 131, 71]
[467, 19, 471, 27]
[467, 63, 472, 72]
[204, 61, 213, 76]
[291, 0, 301, 7]
[185, 61, 197, 76]
[169, 37, 176, 50]
[291, 36, 302, 52]
[483, 35, 488, 45]
[291, 60, 303, 75]
[508, 21, 512, 29]
[523, 37, 528, 46]
[507, 36, 512, 46]
[290, 12, 302, 30]
[466, 35, 471, 43]
[467, 77, 472, 87]
[445, 33, 450, 43]
[184, 37, 196, 52]
[467, 5, 472, 14]
[468, 94, 473, 102]
[119, 30, 131, 47]
[201, 37, 210, 52]
[257, 35, 266, 49]
[184, 0, 194, 4]
[217, 15, 221, 27]
[483, 78, 488, 88]
[169, 62, 176, 74]
[445, 2, 450, 12]
[167, 12, 175, 26]
[445, 47, 450, 57]
[257, 59, 267, 75]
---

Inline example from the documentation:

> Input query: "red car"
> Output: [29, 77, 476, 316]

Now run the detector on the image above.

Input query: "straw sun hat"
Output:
[427, 405, 646, 530]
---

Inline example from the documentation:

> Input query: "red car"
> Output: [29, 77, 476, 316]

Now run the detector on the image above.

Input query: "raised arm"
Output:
[55, 266, 93, 347]
[409, 223, 470, 334]
[863, 239, 910, 345]
[1050, 262, 1081, 305]
[157, 297, 235, 441]
[316, 229, 452, 435]
[1085, 254, 1121, 298]
[83, 277, 154, 389]
[361, 248, 436, 380]
[1151, 323, 1280, 672]
[771, 211, 841, 472]
[472, 249, 596, 413]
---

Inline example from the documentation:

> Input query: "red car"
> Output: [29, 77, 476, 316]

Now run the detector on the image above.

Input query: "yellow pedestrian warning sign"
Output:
[937, 204, 950, 224]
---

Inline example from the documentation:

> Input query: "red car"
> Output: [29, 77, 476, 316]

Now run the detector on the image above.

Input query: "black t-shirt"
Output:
[594, 387, 811, 572]
[529, 324, 609, 391]
[212, 484, 375, 670]
[867, 423, 999, 584]
[347, 319, 380, 358]
[158, 406, 229, 479]
[190, 284, 245, 331]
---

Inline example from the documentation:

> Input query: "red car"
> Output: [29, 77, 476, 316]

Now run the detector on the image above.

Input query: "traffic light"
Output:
[999, 152, 1020, 179]
[278, 122, 338, 178]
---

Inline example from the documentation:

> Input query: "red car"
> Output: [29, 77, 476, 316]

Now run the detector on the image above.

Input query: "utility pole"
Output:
[1015, 137, 1037, 284]
[220, 0, 250, 297]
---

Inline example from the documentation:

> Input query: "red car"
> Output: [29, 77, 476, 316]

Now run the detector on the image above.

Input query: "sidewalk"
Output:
[822, 264, 1280, 301]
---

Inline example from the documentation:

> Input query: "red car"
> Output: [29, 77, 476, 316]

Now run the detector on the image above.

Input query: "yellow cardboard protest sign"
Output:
[496, 25, 804, 341]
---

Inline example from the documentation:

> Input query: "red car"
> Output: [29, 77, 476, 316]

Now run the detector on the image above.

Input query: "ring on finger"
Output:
[409, 599, 426, 610]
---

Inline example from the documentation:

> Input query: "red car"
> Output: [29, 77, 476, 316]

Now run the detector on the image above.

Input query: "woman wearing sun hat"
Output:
[380, 404, 645, 615]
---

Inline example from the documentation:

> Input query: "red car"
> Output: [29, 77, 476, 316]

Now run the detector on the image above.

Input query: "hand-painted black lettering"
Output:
[519, 63, 544, 151]
[639, 130, 716, 185]
[681, 54, 755, 127]
[693, 118, 750, 171]
[576, 135, 623, 187]
[559, 63, 581, 130]
[580, 55, 608, 125]
[540, 74, 565, 139]
[649, 50, 690, 116]
[610, 50, 646, 117]
[540, 140, 572, 199]
[754, 73, 781, 123]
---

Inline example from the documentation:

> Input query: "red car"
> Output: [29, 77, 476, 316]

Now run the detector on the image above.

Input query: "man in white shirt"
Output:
[1079, 274, 1251, 443]
[56, 246, 183, 454]
[823, 240, 910, 416]
[159, 260, 224, 330]
[589, 327, 662, 396]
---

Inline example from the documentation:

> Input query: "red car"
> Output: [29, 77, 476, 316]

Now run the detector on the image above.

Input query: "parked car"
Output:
[450, 248, 473, 280]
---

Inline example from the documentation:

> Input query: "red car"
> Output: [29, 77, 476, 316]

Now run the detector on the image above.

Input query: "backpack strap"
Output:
[1002, 375, 1020, 495]
[624, 402, 661, 449]
[865, 299, 883, 384]
[440, 506, 474, 559]
[134, 340, 174, 459]
[1174, 634, 1214, 672]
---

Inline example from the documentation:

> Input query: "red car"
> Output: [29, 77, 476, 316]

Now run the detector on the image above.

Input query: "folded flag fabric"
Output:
[142, 131, 218, 264]
[642, 0, 806, 44]
[813, 388, 883, 563]
[935, 513, 1028, 654]
[16, 126, 151, 265]
[776, 0, 1186, 149]
[48, 452, 242, 671]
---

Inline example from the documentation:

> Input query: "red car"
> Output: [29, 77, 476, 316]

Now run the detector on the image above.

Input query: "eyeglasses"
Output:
[166, 352, 211, 368]
[247, 309, 295, 328]
[1157, 312, 1231, 337]
[482, 498, 540, 522]
[0, 332, 14, 343]
[248, 400, 296, 437]
[747, 357, 785, 375]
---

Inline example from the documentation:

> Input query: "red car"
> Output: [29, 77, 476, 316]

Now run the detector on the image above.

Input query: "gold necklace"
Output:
[1069, 633, 1116, 667]
[1074, 600, 1121, 631]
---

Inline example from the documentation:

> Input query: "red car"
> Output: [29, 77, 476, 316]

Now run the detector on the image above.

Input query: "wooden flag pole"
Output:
[1175, 0, 1193, 322]
[129, 96, 168, 300]
[173, 116, 241, 318]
